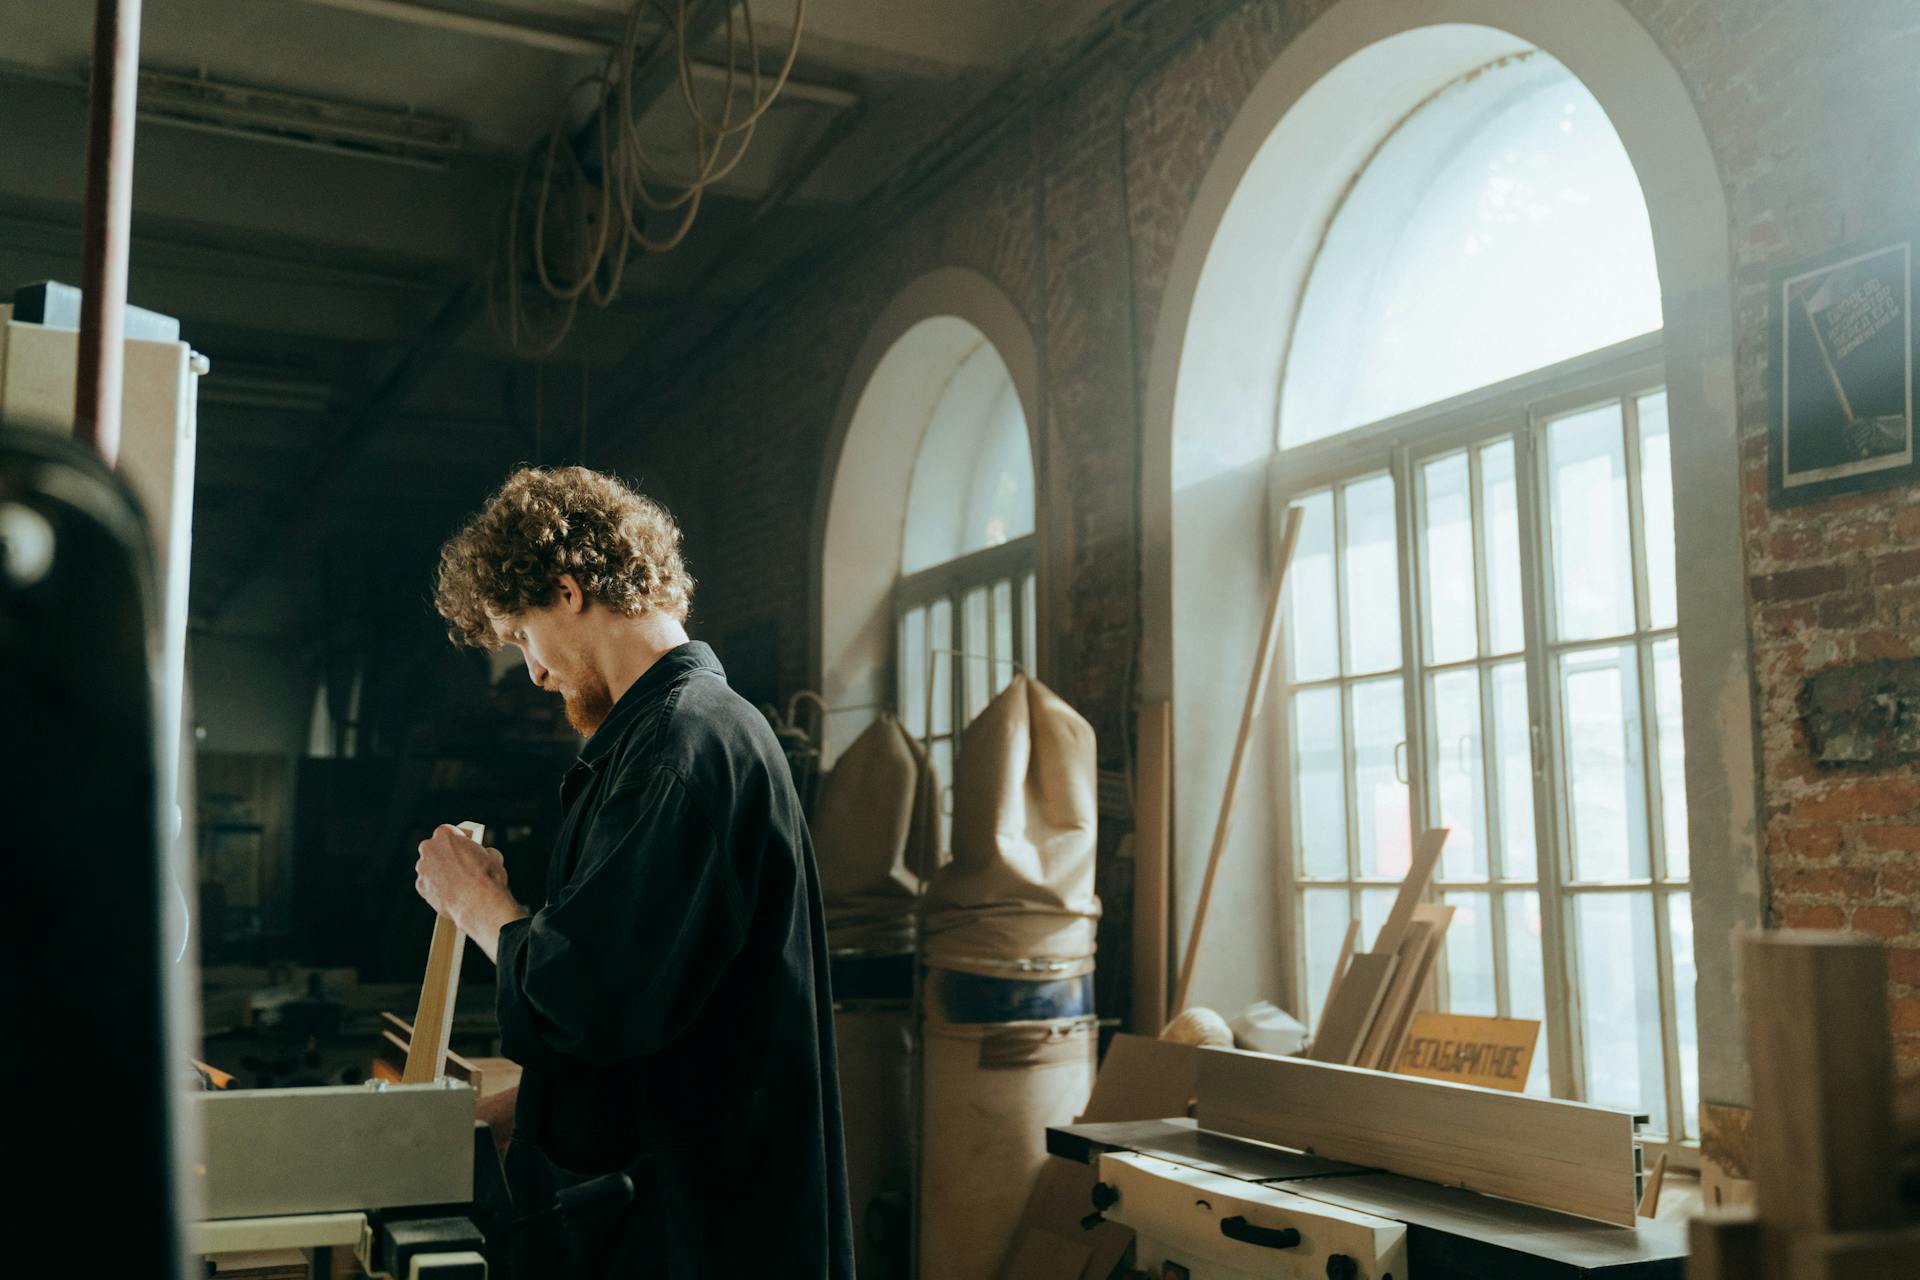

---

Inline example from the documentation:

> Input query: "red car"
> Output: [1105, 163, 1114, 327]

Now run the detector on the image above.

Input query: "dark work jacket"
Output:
[494, 642, 853, 1278]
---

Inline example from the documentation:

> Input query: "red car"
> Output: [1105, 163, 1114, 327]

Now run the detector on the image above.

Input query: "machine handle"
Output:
[1219, 1215, 1302, 1250]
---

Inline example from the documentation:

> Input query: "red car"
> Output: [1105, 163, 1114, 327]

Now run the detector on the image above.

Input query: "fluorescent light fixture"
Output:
[136, 68, 464, 170]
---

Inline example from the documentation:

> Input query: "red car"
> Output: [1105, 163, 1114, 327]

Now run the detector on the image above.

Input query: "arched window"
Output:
[1276, 52, 1695, 1142]
[894, 337, 1038, 844]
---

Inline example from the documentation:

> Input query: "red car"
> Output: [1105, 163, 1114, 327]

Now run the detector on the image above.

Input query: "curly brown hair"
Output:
[434, 466, 693, 647]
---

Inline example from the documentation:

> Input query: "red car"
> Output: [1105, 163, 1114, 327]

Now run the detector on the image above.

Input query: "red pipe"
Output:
[75, 0, 143, 465]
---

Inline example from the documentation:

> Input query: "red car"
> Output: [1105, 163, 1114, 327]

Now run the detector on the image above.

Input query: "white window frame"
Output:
[1274, 330, 1699, 1162]
[893, 536, 1039, 849]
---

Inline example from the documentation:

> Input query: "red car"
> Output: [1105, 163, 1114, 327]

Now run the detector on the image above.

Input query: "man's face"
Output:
[489, 601, 613, 736]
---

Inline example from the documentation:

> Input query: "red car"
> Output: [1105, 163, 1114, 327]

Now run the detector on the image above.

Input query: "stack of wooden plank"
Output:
[1307, 828, 1451, 1071]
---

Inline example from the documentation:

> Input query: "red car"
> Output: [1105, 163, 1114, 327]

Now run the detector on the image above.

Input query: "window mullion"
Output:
[1331, 485, 1362, 888]
[1395, 447, 1430, 840]
[1651, 886, 1686, 1141]
[1516, 419, 1581, 1101]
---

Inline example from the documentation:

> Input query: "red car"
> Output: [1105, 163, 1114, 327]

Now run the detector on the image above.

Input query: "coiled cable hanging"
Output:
[490, 0, 806, 356]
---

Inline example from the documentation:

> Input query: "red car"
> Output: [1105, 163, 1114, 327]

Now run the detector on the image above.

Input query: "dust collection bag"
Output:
[921, 674, 1101, 970]
[812, 714, 938, 953]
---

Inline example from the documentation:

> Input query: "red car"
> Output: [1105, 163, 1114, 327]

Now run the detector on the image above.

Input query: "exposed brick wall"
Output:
[610, 0, 1920, 1051]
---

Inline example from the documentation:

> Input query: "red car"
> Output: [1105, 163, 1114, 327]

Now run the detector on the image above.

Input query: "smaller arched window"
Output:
[890, 333, 1038, 850]
[902, 340, 1035, 572]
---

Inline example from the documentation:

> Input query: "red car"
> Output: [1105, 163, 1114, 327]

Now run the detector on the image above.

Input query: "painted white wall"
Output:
[1140, 2, 1756, 1106]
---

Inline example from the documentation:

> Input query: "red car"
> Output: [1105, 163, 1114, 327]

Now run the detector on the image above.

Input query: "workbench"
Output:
[1047, 1118, 1688, 1279]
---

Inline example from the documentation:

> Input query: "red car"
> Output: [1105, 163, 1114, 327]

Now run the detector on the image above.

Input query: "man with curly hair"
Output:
[414, 466, 853, 1278]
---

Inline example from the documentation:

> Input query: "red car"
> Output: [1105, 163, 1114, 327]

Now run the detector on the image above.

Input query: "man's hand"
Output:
[415, 824, 529, 963]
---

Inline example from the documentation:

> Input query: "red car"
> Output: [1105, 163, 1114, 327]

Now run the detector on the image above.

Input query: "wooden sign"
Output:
[1394, 1013, 1540, 1092]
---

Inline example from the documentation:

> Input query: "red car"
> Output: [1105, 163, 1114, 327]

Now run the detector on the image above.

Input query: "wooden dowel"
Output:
[1172, 504, 1305, 1014]
[75, 0, 143, 464]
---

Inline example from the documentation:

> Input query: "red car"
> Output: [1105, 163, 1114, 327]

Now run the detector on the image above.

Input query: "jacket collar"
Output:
[576, 640, 724, 768]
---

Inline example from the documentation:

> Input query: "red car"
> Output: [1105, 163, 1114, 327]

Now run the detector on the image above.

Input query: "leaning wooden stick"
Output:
[402, 820, 486, 1085]
[1171, 504, 1305, 1014]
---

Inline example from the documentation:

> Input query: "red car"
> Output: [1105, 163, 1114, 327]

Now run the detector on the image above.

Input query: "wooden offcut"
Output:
[1742, 932, 1900, 1234]
[1306, 950, 1398, 1065]
[1196, 1047, 1642, 1226]
[1306, 829, 1448, 1065]
[1132, 701, 1173, 1036]
[1365, 903, 1454, 1071]
[402, 820, 485, 1086]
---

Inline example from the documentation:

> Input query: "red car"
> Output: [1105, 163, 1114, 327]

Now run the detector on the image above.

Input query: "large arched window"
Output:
[1276, 52, 1695, 1142]
[894, 337, 1038, 845]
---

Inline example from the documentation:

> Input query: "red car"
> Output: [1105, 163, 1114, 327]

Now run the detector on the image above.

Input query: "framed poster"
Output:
[1770, 230, 1917, 507]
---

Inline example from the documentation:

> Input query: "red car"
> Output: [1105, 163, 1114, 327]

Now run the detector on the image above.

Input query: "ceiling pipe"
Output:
[75, 0, 144, 464]
[288, 0, 859, 108]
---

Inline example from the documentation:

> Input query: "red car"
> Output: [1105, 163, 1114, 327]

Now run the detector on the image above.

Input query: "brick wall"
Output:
[607, 0, 1920, 1054]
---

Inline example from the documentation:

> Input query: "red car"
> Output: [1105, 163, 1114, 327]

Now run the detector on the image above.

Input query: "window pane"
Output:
[1277, 56, 1661, 444]
[1302, 888, 1354, 1031]
[1288, 491, 1339, 682]
[929, 598, 953, 736]
[1652, 638, 1689, 881]
[1669, 890, 1699, 1140]
[1574, 893, 1666, 1133]
[1293, 687, 1348, 879]
[1548, 401, 1635, 641]
[901, 607, 927, 738]
[1430, 668, 1488, 881]
[962, 587, 990, 722]
[1360, 889, 1397, 948]
[1637, 391, 1677, 631]
[930, 736, 954, 862]
[1442, 891, 1496, 1016]
[902, 343, 1034, 572]
[1342, 475, 1402, 675]
[1479, 439, 1525, 656]
[1420, 452, 1477, 665]
[991, 580, 1014, 695]
[1022, 572, 1038, 676]
[1491, 660, 1538, 882]
[1561, 645, 1650, 881]
[1502, 889, 1550, 1095]
[1351, 677, 1411, 879]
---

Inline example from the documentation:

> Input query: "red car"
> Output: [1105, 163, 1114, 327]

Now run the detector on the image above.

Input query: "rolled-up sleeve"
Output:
[496, 767, 746, 1068]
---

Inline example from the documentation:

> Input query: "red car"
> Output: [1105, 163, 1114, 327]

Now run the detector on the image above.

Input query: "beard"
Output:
[560, 675, 615, 736]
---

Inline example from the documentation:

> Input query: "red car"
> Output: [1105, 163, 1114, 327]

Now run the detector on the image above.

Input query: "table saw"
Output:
[1048, 1118, 1688, 1279]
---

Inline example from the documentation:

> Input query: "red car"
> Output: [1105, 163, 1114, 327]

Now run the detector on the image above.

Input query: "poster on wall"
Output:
[1770, 230, 1917, 507]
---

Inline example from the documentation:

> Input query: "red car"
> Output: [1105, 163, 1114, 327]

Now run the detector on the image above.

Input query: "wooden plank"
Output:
[402, 820, 484, 1085]
[1311, 917, 1361, 1043]
[1132, 701, 1173, 1036]
[1355, 919, 1435, 1070]
[1172, 505, 1304, 1014]
[1195, 1047, 1641, 1226]
[1372, 904, 1453, 1071]
[1741, 932, 1900, 1234]
[1371, 827, 1449, 958]
[1079, 1033, 1199, 1123]
[1305, 950, 1398, 1065]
